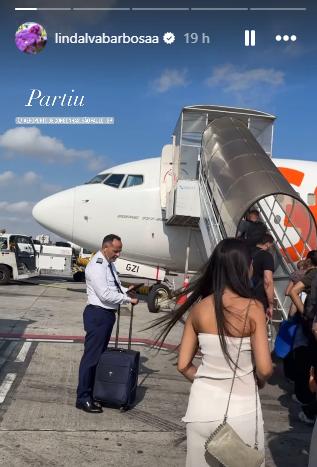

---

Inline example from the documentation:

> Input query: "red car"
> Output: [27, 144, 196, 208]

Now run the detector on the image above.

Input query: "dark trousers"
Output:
[293, 346, 316, 404]
[76, 304, 116, 403]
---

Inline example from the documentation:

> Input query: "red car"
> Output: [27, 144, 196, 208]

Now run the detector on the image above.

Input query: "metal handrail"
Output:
[259, 198, 298, 268]
[263, 194, 313, 256]
[199, 172, 224, 247]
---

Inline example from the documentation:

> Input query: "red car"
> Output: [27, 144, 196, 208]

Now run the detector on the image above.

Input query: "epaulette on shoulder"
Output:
[96, 258, 103, 264]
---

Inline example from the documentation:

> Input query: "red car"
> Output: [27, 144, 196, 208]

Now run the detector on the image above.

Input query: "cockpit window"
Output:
[123, 175, 144, 188]
[103, 174, 125, 188]
[86, 174, 109, 184]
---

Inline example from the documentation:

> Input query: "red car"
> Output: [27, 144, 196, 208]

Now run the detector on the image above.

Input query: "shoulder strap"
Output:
[220, 300, 260, 449]
[223, 300, 252, 423]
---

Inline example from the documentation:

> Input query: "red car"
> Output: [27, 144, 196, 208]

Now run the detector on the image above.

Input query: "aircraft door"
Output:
[10, 235, 37, 273]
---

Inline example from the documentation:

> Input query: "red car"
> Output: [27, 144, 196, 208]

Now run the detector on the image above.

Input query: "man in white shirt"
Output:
[76, 234, 138, 413]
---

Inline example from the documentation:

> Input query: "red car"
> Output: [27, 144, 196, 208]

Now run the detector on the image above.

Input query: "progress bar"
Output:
[15, 7, 307, 11]
[250, 7, 307, 10]
[132, 7, 188, 10]
[72, 7, 130, 10]
[191, 8, 248, 10]
[15, 7, 71, 10]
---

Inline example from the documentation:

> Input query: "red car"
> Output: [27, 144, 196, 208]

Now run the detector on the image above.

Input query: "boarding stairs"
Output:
[161, 106, 317, 321]
[200, 161, 314, 321]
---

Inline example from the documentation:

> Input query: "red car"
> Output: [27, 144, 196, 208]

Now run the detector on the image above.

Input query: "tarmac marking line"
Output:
[0, 373, 16, 403]
[14, 342, 32, 362]
[0, 334, 178, 350]
[25, 338, 74, 343]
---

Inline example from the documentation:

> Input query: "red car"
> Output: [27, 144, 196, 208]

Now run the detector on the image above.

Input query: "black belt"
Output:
[88, 304, 116, 312]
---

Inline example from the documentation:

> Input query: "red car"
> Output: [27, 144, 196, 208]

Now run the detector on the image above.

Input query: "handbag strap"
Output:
[222, 299, 260, 450]
[223, 299, 251, 423]
[254, 371, 259, 449]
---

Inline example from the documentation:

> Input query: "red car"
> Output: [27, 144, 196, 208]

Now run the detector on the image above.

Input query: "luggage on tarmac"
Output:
[93, 304, 140, 410]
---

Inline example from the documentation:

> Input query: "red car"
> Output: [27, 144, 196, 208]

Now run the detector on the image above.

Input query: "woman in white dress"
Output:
[154, 238, 273, 466]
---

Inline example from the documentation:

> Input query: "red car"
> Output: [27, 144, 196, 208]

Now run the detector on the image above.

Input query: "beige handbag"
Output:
[205, 301, 265, 467]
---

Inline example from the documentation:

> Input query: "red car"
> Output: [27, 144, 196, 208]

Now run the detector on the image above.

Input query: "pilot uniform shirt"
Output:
[85, 250, 132, 311]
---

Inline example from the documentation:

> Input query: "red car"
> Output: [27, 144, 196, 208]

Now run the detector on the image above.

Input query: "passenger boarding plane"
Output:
[32, 105, 317, 314]
[32, 155, 317, 273]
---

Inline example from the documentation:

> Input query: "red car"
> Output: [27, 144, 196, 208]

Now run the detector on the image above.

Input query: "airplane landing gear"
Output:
[147, 282, 171, 313]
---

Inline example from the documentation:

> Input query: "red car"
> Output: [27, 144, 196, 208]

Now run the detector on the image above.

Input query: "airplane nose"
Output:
[32, 188, 75, 240]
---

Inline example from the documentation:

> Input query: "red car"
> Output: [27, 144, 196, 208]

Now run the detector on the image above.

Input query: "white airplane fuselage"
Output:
[32, 157, 317, 273]
[32, 158, 207, 272]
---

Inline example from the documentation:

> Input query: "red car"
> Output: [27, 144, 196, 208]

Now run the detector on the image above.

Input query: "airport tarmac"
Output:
[0, 279, 313, 467]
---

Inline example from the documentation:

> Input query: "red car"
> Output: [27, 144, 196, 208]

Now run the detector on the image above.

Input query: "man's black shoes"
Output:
[76, 400, 103, 413]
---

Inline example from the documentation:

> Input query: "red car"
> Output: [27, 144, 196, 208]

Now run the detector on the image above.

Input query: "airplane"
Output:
[32, 156, 207, 273]
[32, 106, 317, 312]
[32, 156, 317, 269]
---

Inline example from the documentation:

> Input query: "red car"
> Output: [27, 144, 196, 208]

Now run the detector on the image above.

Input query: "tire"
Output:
[147, 283, 171, 313]
[73, 271, 85, 282]
[0, 265, 11, 285]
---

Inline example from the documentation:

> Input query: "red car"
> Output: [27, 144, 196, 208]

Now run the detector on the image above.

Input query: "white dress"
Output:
[183, 333, 265, 467]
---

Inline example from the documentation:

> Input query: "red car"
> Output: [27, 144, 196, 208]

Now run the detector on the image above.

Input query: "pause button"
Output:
[245, 30, 256, 46]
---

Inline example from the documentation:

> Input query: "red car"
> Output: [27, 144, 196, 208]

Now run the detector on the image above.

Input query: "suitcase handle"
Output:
[114, 303, 134, 350]
[115, 305, 120, 349]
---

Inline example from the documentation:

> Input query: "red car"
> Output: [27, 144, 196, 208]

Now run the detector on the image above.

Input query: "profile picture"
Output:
[15, 22, 47, 54]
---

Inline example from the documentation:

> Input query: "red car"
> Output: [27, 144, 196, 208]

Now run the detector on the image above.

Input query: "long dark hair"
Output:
[151, 238, 253, 366]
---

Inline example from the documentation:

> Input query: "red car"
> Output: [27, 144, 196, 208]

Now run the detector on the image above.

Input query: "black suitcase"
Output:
[93, 304, 140, 410]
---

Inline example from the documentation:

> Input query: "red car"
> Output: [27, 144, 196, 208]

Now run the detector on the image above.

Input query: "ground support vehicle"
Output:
[0, 233, 38, 285]
[34, 244, 73, 277]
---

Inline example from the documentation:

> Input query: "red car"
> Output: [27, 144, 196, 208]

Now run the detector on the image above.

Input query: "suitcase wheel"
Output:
[120, 405, 129, 412]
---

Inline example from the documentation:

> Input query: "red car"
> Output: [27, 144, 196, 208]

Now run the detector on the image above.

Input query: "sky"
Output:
[0, 0, 316, 238]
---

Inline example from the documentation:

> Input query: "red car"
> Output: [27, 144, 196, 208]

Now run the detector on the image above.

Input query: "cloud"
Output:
[205, 64, 285, 106]
[0, 215, 55, 239]
[0, 172, 62, 237]
[206, 64, 285, 92]
[21, 171, 60, 193]
[0, 215, 29, 223]
[0, 127, 107, 171]
[41, 182, 63, 193]
[0, 201, 34, 213]
[152, 69, 189, 93]
[0, 171, 62, 196]
[23, 171, 40, 184]
[0, 171, 15, 184]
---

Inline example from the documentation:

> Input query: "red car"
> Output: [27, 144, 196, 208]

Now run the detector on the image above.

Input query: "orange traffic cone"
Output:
[177, 275, 190, 305]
